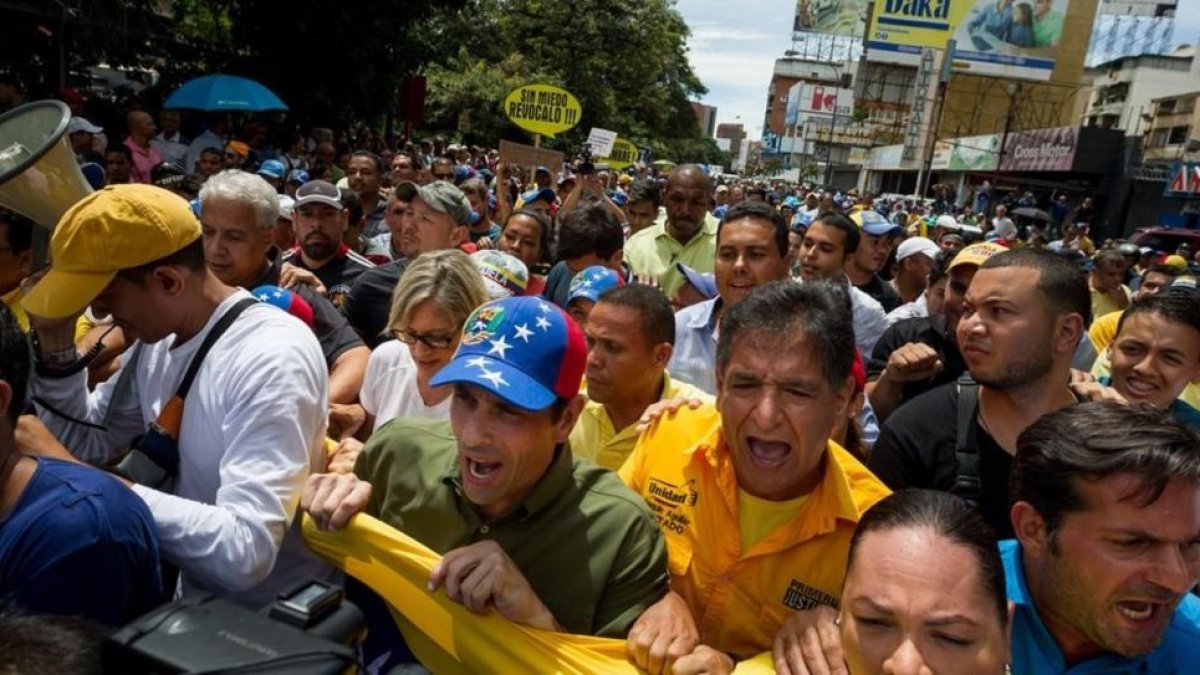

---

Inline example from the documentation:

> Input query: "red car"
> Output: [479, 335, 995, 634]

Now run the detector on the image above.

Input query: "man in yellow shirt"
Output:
[624, 165, 718, 297]
[1089, 249, 1132, 320]
[571, 284, 712, 470]
[619, 280, 890, 674]
[1088, 264, 1177, 353]
[0, 210, 34, 331]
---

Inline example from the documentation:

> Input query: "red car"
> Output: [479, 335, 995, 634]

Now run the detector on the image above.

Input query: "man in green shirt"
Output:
[624, 164, 719, 297]
[1032, 0, 1064, 47]
[303, 296, 667, 639]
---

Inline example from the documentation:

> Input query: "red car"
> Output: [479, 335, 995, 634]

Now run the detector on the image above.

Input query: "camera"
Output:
[577, 144, 594, 175]
[105, 581, 364, 674]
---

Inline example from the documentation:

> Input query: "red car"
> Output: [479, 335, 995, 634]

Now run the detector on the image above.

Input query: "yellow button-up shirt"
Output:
[619, 404, 890, 659]
[570, 372, 714, 471]
[623, 212, 719, 297]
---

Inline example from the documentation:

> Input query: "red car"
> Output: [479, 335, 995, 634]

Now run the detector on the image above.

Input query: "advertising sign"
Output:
[785, 82, 804, 127]
[931, 133, 1000, 170]
[793, 0, 869, 37]
[867, 0, 1070, 81]
[502, 84, 582, 137]
[1164, 163, 1200, 198]
[999, 126, 1077, 172]
[797, 84, 855, 117]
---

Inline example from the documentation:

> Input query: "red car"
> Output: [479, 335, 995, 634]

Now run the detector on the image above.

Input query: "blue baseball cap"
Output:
[257, 159, 286, 180]
[567, 266, 624, 306]
[454, 164, 476, 183]
[430, 296, 586, 411]
[851, 210, 902, 237]
[286, 169, 310, 185]
[611, 192, 628, 207]
[519, 187, 556, 206]
[676, 262, 718, 300]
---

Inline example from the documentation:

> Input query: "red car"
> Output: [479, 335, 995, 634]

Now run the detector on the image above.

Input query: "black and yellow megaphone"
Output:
[0, 99, 94, 267]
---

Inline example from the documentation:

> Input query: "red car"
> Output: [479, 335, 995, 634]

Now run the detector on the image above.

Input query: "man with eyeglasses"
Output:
[343, 181, 471, 347]
[431, 157, 456, 182]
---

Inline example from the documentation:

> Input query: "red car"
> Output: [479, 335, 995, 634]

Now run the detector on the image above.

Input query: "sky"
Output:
[676, 0, 1200, 140]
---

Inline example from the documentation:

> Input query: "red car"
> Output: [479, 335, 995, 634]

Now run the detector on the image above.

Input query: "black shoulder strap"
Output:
[954, 374, 982, 503]
[175, 297, 257, 400]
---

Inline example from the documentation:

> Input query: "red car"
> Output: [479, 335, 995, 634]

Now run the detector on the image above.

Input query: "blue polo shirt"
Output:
[1003, 539, 1200, 673]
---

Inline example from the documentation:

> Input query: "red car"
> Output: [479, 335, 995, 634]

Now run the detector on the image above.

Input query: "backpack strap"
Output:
[954, 374, 982, 503]
[174, 297, 257, 401]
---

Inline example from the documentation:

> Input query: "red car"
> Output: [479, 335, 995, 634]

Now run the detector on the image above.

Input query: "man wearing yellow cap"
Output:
[20, 184, 330, 609]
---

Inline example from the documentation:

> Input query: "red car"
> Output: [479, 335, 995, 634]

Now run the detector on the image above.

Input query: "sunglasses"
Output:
[391, 328, 457, 350]
[433, 173, 454, 181]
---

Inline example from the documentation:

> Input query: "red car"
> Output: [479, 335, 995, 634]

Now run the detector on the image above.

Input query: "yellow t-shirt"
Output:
[1088, 310, 1123, 353]
[738, 489, 809, 555]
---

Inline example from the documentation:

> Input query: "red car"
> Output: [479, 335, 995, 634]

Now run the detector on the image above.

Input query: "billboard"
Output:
[786, 83, 855, 127]
[784, 82, 804, 127]
[867, 0, 1071, 81]
[1000, 126, 1078, 171]
[793, 0, 869, 37]
[932, 133, 1000, 170]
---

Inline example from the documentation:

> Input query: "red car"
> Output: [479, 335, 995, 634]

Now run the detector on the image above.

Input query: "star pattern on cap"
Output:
[537, 301, 552, 314]
[477, 367, 508, 388]
[535, 315, 551, 331]
[513, 323, 534, 343]
[487, 335, 512, 358]
[466, 356, 490, 370]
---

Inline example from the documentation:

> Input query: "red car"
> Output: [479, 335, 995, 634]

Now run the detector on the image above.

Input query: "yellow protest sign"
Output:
[604, 138, 639, 170]
[503, 84, 582, 137]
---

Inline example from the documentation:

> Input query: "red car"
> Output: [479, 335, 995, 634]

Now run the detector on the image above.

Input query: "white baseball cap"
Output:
[67, 116, 102, 135]
[896, 236, 941, 263]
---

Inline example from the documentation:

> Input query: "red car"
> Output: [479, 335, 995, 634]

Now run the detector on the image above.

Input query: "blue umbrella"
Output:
[163, 74, 288, 112]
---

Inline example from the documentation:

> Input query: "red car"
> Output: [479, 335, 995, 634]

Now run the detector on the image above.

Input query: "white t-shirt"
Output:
[33, 290, 330, 609]
[361, 340, 453, 431]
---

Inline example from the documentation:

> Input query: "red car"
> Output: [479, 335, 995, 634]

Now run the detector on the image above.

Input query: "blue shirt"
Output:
[668, 297, 721, 395]
[0, 458, 163, 626]
[1003, 539, 1200, 674]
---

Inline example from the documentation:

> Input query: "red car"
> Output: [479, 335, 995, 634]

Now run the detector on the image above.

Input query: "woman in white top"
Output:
[328, 250, 489, 472]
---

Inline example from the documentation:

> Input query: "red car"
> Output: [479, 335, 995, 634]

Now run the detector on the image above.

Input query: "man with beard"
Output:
[281, 180, 375, 309]
[867, 243, 1007, 422]
[868, 249, 1089, 538]
[347, 151, 387, 238]
[1006, 402, 1200, 673]
[624, 165, 718, 297]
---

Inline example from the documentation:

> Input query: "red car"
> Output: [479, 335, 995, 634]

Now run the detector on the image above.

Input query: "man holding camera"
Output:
[19, 184, 331, 610]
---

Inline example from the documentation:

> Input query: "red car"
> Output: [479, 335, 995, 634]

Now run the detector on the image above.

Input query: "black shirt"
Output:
[868, 315, 967, 405]
[281, 245, 375, 309]
[868, 383, 1014, 539]
[856, 274, 903, 312]
[342, 259, 409, 348]
[250, 253, 365, 368]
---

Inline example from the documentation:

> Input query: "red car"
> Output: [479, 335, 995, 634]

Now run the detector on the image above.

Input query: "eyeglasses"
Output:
[391, 328, 457, 350]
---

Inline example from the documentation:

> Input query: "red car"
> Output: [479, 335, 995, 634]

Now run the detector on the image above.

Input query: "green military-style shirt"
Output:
[354, 418, 668, 637]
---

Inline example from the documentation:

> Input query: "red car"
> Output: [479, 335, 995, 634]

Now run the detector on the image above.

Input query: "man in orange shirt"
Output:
[620, 280, 890, 674]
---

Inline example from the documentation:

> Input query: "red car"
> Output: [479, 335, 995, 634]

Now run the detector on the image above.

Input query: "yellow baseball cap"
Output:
[1164, 254, 1189, 271]
[947, 242, 1008, 271]
[22, 184, 201, 319]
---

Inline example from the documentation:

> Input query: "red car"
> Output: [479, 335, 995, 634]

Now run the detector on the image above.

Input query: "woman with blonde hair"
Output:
[328, 250, 488, 472]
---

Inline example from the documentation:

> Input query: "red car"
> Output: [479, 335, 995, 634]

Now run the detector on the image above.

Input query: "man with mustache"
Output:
[281, 180, 376, 309]
[868, 249, 1089, 538]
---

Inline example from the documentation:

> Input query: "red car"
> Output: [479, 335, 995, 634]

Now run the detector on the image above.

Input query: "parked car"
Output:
[1131, 227, 1200, 254]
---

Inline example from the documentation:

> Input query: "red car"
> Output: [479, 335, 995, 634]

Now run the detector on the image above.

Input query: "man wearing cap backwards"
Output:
[199, 170, 369, 405]
[19, 183, 330, 609]
[889, 236, 940, 305]
[620, 281, 890, 674]
[866, 241, 1007, 422]
[844, 211, 903, 312]
[342, 180, 471, 347]
[281, 179, 376, 309]
[572, 284, 712, 471]
[869, 249, 1089, 539]
[624, 164, 719, 298]
[302, 297, 668, 658]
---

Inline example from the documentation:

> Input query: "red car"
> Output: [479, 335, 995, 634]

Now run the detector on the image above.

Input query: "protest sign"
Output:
[605, 139, 639, 170]
[503, 84, 583, 137]
[586, 128, 618, 158]
[498, 140, 566, 174]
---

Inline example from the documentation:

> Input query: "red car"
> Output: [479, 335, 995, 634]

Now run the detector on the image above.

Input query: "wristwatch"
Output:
[31, 331, 87, 377]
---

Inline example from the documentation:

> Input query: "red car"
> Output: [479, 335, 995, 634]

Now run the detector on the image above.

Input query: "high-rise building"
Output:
[1086, 0, 1177, 66]
[690, 102, 718, 138]
[716, 123, 747, 158]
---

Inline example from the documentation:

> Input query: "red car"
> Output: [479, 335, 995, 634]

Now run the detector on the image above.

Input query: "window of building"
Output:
[1168, 126, 1191, 144]
[1149, 128, 1169, 147]
[1159, 99, 1177, 113]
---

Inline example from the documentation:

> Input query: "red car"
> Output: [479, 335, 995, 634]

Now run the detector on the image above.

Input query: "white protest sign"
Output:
[586, 128, 618, 158]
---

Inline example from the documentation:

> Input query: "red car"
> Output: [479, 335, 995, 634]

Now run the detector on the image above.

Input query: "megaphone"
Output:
[0, 99, 94, 267]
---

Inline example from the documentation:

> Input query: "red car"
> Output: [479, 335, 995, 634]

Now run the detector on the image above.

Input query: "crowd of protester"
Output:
[1, 97, 1200, 674]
